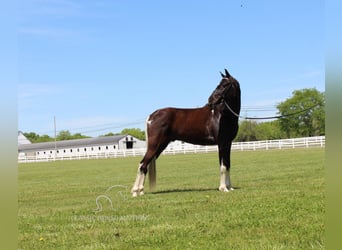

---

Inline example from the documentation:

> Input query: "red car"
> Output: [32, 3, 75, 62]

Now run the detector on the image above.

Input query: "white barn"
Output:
[18, 134, 146, 161]
[18, 131, 32, 145]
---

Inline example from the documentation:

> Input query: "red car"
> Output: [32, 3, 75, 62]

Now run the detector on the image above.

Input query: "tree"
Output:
[235, 120, 285, 142]
[23, 130, 90, 143]
[277, 88, 325, 137]
[102, 132, 117, 137]
[235, 120, 258, 142]
[23, 132, 40, 143]
[57, 130, 72, 141]
[23, 132, 54, 143]
[120, 128, 145, 140]
[101, 129, 145, 140]
[255, 120, 286, 140]
[72, 133, 90, 140]
[36, 134, 54, 143]
[56, 130, 90, 141]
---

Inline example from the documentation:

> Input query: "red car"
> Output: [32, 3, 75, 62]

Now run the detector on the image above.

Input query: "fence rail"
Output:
[18, 136, 325, 163]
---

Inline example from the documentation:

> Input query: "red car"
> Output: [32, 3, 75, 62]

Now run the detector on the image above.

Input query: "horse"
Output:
[132, 69, 241, 197]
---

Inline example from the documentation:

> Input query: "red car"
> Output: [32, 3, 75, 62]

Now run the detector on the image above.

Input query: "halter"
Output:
[208, 78, 236, 108]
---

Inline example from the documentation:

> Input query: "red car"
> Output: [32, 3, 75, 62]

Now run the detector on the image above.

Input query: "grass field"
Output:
[18, 148, 325, 249]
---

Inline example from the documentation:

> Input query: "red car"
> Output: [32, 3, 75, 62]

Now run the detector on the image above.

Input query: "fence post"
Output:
[320, 136, 323, 147]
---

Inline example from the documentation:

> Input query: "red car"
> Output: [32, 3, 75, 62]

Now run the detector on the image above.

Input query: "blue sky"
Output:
[18, 0, 324, 137]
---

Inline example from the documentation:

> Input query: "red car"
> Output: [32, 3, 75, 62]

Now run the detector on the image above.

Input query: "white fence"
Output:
[18, 136, 325, 163]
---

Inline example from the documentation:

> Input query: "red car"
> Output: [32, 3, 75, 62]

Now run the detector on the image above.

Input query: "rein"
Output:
[222, 100, 321, 120]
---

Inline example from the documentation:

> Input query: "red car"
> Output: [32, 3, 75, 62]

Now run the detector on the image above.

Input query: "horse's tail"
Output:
[148, 156, 156, 191]
[144, 117, 156, 191]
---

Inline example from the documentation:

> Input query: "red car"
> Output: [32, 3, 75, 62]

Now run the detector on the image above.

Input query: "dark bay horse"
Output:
[132, 69, 241, 197]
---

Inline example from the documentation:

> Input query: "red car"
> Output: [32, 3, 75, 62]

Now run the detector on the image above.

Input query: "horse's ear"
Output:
[220, 72, 225, 78]
[224, 69, 230, 77]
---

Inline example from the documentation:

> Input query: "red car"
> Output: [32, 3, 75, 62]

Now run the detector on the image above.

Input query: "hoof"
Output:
[132, 190, 144, 197]
[219, 186, 230, 192]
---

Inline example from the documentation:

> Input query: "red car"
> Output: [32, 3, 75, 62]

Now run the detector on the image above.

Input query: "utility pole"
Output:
[54, 116, 57, 161]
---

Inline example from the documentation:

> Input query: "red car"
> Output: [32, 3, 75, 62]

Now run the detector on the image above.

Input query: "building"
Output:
[18, 134, 146, 161]
[18, 131, 32, 145]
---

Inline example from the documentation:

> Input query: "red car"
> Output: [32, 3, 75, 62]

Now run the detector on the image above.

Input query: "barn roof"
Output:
[18, 131, 32, 145]
[18, 134, 129, 152]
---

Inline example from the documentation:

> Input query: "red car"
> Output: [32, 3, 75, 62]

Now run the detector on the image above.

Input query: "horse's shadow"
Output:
[152, 187, 240, 195]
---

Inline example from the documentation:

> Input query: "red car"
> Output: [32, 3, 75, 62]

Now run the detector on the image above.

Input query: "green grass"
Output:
[18, 148, 325, 249]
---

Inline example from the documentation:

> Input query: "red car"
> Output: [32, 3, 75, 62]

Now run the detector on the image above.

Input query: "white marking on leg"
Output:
[138, 172, 145, 195]
[226, 169, 234, 191]
[219, 163, 229, 192]
[132, 164, 146, 197]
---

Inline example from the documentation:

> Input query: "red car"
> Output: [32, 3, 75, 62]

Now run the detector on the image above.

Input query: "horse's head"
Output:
[208, 69, 241, 114]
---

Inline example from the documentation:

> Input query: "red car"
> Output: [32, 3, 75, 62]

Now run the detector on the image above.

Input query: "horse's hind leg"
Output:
[131, 139, 169, 197]
[132, 116, 155, 197]
[131, 153, 155, 197]
[132, 112, 171, 197]
[132, 164, 145, 197]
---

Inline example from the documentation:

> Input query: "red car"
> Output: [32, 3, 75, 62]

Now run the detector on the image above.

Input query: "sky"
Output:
[17, 0, 325, 137]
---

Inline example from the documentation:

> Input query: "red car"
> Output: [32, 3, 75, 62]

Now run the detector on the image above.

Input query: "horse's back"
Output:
[148, 106, 218, 145]
[148, 106, 212, 127]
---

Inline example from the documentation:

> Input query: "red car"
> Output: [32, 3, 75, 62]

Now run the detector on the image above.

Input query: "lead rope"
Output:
[223, 100, 321, 120]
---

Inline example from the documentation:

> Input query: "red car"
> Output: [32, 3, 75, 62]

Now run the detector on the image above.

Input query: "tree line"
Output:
[236, 88, 324, 141]
[23, 128, 146, 143]
[23, 88, 324, 143]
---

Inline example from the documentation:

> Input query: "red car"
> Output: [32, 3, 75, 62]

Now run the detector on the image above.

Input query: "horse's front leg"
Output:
[218, 142, 234, 192]
[219, 165, 232, 192]
[224, 167, 234, 191]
